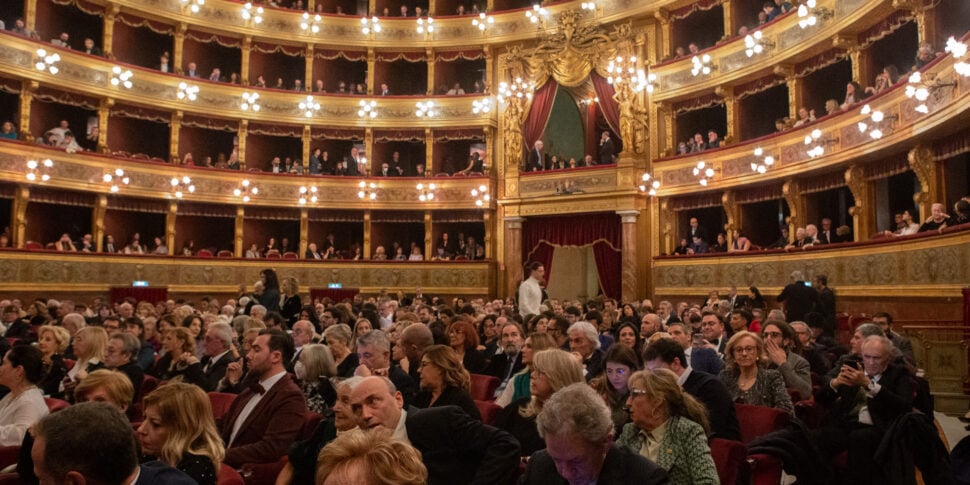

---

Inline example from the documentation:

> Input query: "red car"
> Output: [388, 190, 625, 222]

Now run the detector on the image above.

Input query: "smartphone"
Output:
[692, 333, 706, 346]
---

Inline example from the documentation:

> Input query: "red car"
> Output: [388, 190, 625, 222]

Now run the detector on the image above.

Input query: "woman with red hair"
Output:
[447, 320, 487, 374]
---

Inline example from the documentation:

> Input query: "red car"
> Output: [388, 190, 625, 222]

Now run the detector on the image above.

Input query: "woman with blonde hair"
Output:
[495, 348, 585, 456]
[74, 369, 135, 411]
[36, 325, 71, 396]
[350, 318, 372, 353]
[719, 330, 793, 414]
[296, 344, 338, 414]
[149, 327, 197, 381]
[316, 428, 427, 485]
[413, 345, 480, 420]
[495, 333, 557, 407]
[617, 368, 718, 485]
[62, 326, 107, 400]
[323, 324, 358, 378]
[138, 382, 225, 485]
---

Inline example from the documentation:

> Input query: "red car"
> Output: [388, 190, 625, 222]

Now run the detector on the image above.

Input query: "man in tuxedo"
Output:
[598, 131, 616, 165]
[305, 242, 322, 259]
[347, 148, 361, 176]
[191, 322, 238, 391]
[485, 322, 525, 396]
[104, 333, 145, 401]
[527, 140, 548, 172]
[32, 402, 195, 484]
[354, 330, 417, 405]
[818, 218, 838, 244]
[288, 320, 314, 373]
[777, 270, 818, 323]
[398, 324, 434, 383]
[643, 338, 741, 441]
[698, 311, 728, 357]
[219, 329, 307, 467]
[185, 61, 198, 78]
[351, 376, 521, 485]
[685, 217, 706, 244]
[379, 83, 391, 95]
[103, 234, 117, 253]
[390, 151, 405, 176]
[522, 383, 669, 484]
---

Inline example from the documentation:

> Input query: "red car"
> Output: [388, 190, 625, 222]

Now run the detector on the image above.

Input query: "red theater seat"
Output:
[469, 374, 499, 401]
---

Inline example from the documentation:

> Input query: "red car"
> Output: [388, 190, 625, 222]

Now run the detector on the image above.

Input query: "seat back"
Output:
[44, 397, 70, 414]
[217, 250, 233, 258]
[282, 251, 298, 259]
[217, 464, 245, 485]
[734, 403, 790, 444]
[299, 412, 324, 440]
[469, 373, 500, 401]
[140, 375, 160, 398]
[709, 438, 747, 485]
[24, 241, 42, 250]
[207, 392, 238, 421]
[196, 249, 213, 258]
[474, 400, 502, 425]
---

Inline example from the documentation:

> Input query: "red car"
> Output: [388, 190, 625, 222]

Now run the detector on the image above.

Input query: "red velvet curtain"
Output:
[585, 102, 599, 160]
[591, 73, 622, 142]
[522, 214, 622, 299]
[523, 81, 559, 149]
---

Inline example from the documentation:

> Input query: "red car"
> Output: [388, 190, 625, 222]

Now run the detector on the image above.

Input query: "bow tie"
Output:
[248, 382, 265, 395]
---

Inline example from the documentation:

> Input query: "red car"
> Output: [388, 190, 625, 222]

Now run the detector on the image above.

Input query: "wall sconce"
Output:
[103, 168, 130, 193]
[298, 185, 318, 205]
[241, 92, 260, 111]
[35, 49, 60, 74]
[180, 0, 205, 14]
[472, 97, 493, 114]
[241, 2, 264, 24]
[358, 181, 377, 200]
[361, 16, 381, 35]
[804, 128, 838, 157]
[857, 104, 897, 140]
[692, 161, 718, 186]
[177, 82, 199, 101]
[417, 182, 436, 201]
[299, 95, 320, 117]
[797, 0, 833, 29]
[170, 175, 195, 199]
[25, 159, 54, 182]
[301, 12, 322, 33]
[416, 101, 437, 117]
[525, 4, 548, 24]
[471, 184, 490, 207]
[472, 13, 494, 32]
[110, 66, 133, 89]
[233, 179, 258, 202]
[638, 172, 660, 196]
[744, 31, 774, 57]
[358, 100, 378, 118]
[750, 147, 776, 174]
[946, 36, 970, 77]
[416, 17, 434, 34]
[691, 54, 714, 76]
[905, 71, 956, 114]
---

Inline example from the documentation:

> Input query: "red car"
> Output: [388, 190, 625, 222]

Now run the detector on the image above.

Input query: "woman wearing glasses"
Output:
[719, 331, 794, 415]
[617, 368, 719, 485]
[413, 345, 480, 420]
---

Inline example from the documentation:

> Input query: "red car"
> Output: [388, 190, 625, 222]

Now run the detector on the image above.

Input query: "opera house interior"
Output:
[0, 0, 969, 481]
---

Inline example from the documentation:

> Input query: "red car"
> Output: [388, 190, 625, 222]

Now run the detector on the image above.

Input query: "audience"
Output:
[719, 331, 794, 415]
[0, 346, 48, 445]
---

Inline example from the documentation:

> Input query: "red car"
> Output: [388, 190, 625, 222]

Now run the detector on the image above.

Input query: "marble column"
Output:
[617, 210, 640, 302]
[505, 217, 525, 298]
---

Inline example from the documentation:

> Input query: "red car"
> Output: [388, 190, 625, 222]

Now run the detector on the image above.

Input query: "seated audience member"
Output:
[0, 346, 48, 445]
[62, 326, 108, 400]
[1, 305, 30, 339]
[672, 238, 690, 255]
[792, 107, 816, 127]
[495, 349, 584, 457]
[139, 382, 225, 485]
[813, 336, 914, 484]
[486, 322, 526, 395]
[36, 325, 72, 396]
[871, 312, 914, 365]
[316, 428, 427, 484]
[32, 402, 196, 484]
[0, 121, 17, 139]
[918, 202, 951, 232]
[219, 329, 307, 467]
[351, 375, 520, 484]
[790, 320, 833, 376]
[295, 343, 339, 414]
[706, 129, 721, 149]
[323, 324, 358, 378]
[953, 198, 970, 225]
[413, 344, 480, 419]
[522, 383, 669, 484]
[184, 321, 238, 391]
[354, 330, 417, 405]
[408, 245, 424, 260]
[767, 227, 791, 248]
[841, 81, 868, 110]
[915, 42, 939, 69]
[495, 333, 558, 407]
[761, 320, 812, 398]
[710, 232, 727, 252]
[617, 369, 718, 485]
[887, 210, 920, 236]
[590, 345, 639, 436]
[568, 321, 605, 380]
[643, 337, 740, 441]
[103, 333, 145, 402]
[688, 235, 709, 254]
[54, 233, 77, 251]
[149, 327, 197, 381]
[718, 331, 794, 415]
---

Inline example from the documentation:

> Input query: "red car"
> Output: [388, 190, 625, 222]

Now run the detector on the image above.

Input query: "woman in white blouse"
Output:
[0, 346, 49, 445]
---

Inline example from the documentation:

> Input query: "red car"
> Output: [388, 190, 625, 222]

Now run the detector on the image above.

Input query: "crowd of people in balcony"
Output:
[676, 129, 722, 155]
[0, 257, 950, 483]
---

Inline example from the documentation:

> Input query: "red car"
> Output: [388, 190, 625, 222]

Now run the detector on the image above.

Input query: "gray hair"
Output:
[567, 321, 601, 350]
[790, 270, 805, 282]
[536, 383, 613, 443]
[861, 335, 894, 355]
[250, 305, 267, 318]
[112, 332, 140, 358]
[323, 323, 352, 345]
[855, 323, 885, 339]
[62, 313, 86, 331]
[358, 329, 390, 352]
[337, 376, 365, 393]
[208, 322, 234, 349]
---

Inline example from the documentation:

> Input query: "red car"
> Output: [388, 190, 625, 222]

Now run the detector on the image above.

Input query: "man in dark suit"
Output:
[814, 274, 837, 337]
[351, 376, 521, 485]
[522, 383, 669, 484]
[598, 131, 616, 165]
[354, 330, 417, 405]
[219, 329, 307, 467]
[643, 337, 741, 441]
[527, 140, 548, 172]
[182, 322, 239, 392]
[104, 333, 145, 402]
[685, 217, 707, 244]
[304, 242, 322, 259]
[777, 270, 818, 323]
[813, 335, 913, 484]
[398, 324, 434, 384]
[32, 402, 196, 484]
[485, 322, 525, 396]
[818, 217, 837, 244]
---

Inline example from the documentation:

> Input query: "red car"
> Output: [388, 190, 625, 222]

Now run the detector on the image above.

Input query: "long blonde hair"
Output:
[75, 326, 108, 362]
[520, 348, 584, 418]
[142, 382, 225, 470]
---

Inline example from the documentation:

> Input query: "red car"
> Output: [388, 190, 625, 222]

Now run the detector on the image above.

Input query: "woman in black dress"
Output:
[413, 345, 480, 420]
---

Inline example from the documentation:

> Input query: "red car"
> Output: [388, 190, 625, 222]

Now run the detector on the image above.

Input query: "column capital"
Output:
[505, 216, 525, 229]
[616, 210, 640, 223]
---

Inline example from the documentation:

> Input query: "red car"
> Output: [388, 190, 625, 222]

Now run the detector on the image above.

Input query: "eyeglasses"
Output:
[763, 331, 782, 339]
[629, 388, 650, 397]
[733, 346, 758, 355]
